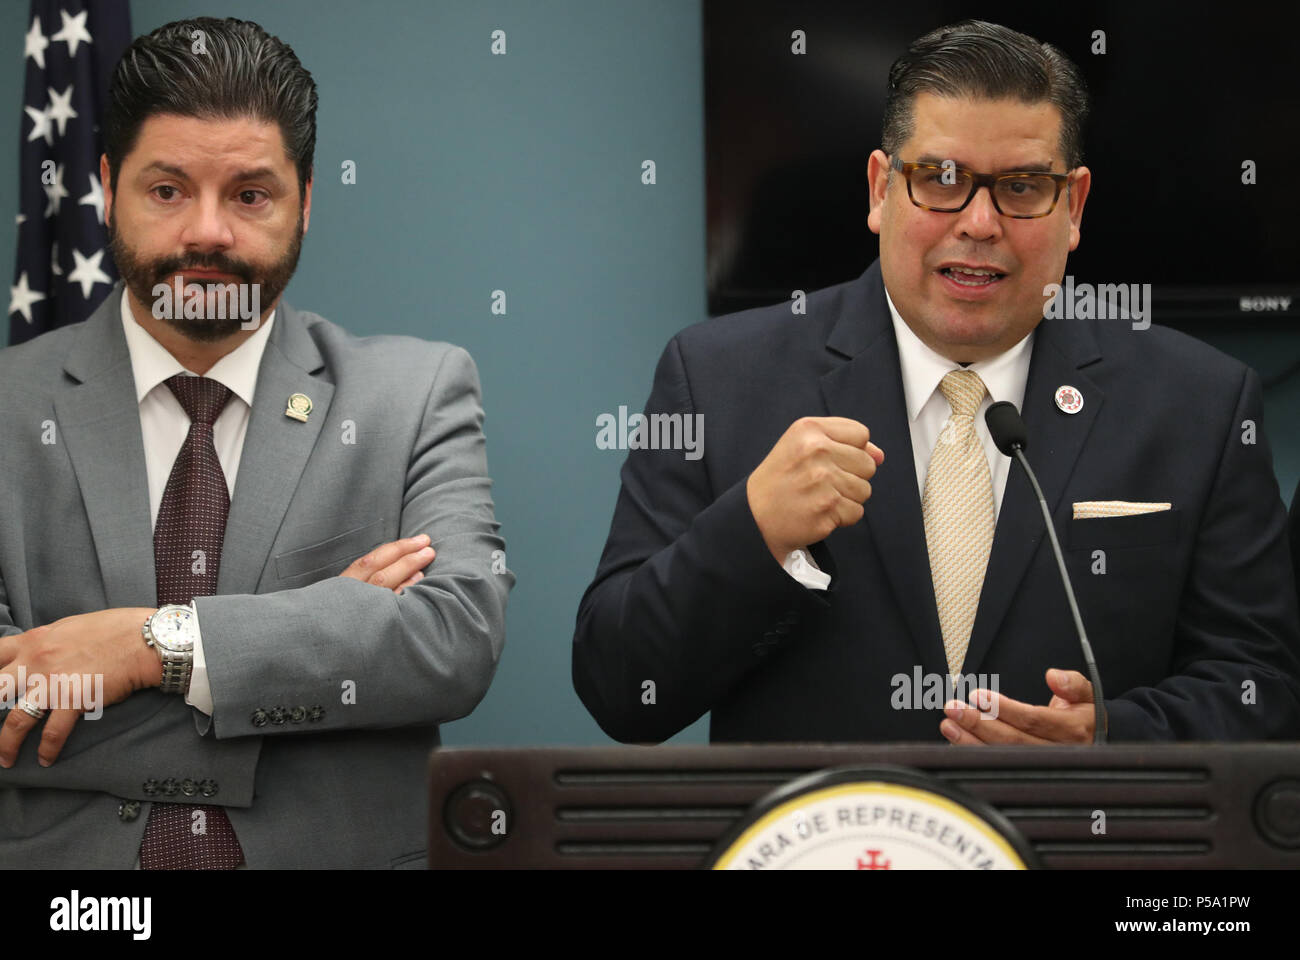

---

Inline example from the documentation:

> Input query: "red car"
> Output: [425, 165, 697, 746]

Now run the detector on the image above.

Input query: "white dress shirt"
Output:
[118, 287, 277, 713]
[782, 284, 1034, 589]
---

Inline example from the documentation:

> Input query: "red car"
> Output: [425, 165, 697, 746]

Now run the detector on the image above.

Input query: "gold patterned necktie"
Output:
[922, 370, 995, 678]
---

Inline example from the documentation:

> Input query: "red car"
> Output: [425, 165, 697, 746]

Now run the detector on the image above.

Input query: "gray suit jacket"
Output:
[0, 283, 512, 867]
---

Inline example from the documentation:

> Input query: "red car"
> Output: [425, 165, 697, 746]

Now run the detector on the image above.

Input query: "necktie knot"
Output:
[939, 369, 987, 419]
[165, 374, 232, 427]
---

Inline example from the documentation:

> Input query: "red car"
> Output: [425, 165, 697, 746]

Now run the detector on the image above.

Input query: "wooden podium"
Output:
[428, 743, 1300, 868]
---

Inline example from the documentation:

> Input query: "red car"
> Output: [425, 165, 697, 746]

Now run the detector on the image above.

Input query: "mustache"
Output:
[152, 254, 254, 284]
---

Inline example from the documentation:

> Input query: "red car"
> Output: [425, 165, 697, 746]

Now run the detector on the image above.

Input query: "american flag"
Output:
[8, 0, 130, 346]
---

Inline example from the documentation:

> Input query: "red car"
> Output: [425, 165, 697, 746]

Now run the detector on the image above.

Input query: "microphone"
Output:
[985, 400, 1107, 745]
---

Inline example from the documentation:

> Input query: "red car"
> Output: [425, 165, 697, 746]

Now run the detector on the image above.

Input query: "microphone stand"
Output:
[1009, 443, 1108, 745]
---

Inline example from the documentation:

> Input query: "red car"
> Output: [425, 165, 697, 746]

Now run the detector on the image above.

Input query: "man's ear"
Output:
[1065, 165, 1090, 252]
[302, 174, 313, 233]
[99, 154, 113, 226]
[866, 149, 890, 236]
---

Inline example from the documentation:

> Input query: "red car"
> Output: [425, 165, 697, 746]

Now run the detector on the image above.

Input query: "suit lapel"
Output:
[217, 298, 333, 595]
[819, 264, 949, 680]
[53, 285, 334, 606]
[54, 286, 157, 608]
[960, 314, 1104, 676]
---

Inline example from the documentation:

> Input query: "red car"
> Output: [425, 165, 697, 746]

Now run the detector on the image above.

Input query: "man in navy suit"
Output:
[573, 20, 1300, 744]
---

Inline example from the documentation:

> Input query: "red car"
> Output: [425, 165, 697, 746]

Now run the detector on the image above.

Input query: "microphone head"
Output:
[985, 401, 1028, 456]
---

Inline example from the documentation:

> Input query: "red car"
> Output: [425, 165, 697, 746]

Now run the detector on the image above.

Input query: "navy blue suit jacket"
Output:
[574, 260, 1300, 743]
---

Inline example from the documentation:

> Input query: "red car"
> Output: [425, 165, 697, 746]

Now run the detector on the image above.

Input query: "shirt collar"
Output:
[884, 284, 1034, 422]
[119, 285, 276, 407]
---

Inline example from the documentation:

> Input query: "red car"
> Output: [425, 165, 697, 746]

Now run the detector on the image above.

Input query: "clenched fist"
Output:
[745, 417, 884, 565]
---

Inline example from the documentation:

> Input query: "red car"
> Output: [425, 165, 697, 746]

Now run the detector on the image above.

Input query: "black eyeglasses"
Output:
[890, 156, 1072, 219]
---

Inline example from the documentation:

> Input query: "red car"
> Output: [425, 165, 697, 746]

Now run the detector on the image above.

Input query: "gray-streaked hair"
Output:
[105, 17, 317, 199]
[883, 20, 1090, 170]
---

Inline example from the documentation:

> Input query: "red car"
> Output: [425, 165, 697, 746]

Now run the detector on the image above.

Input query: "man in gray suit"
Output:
[0, 17, 511, 867]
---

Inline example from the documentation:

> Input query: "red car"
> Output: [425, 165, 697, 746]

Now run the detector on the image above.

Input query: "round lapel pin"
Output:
[1054, 385, 1083, 414]
[285, 393, 313, 422]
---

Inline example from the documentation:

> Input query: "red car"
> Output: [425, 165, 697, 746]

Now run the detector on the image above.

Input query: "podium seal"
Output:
[708, 764, 1038, 870]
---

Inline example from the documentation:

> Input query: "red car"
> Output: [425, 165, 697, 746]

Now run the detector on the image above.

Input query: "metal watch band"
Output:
[159, 655, 193, 696]
[143, 606, 195, 696]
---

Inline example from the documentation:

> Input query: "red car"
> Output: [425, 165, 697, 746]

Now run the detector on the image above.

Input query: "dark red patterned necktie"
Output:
[140, 374, 245, 870]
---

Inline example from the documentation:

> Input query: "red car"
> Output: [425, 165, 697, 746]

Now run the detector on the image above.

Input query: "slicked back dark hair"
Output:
[883, 20, 1089, 170]
[105, 17, 317, 200]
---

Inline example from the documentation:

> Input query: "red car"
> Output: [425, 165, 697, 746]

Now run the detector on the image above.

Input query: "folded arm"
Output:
[198, 345, 513, 738]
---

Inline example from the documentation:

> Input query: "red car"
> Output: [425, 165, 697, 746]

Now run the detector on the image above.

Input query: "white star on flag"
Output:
[79, 173, 105, 224]
[25, 104, 54, 147]
[67, 248, 112, 299]
[12, 2, 129, 342]
[9, 272, 47, 324]
[46, 85, 78, 138]
[43, 163, 69, 218]
[52, 9, 93, 58]
[24, 16, 49, 70]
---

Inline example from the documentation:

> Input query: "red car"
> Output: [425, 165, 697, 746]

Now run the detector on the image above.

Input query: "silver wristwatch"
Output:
[143, 603, 198, 695]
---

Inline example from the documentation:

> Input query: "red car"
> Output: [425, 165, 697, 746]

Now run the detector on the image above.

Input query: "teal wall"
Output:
[3, 2, 1296, 749]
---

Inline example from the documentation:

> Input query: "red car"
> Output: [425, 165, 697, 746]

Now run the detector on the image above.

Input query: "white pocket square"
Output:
[1073, 500, 1172, 520]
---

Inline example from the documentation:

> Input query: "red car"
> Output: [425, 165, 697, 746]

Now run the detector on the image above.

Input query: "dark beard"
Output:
[107, 209, 304, 343]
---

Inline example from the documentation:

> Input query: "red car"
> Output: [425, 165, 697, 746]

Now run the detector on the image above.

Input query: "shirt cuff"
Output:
[782, 548, 831, 590]
[184, 606, 214, 716]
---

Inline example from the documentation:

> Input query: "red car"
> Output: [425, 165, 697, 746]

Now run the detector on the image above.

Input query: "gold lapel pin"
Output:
[285, 393, 313, 422]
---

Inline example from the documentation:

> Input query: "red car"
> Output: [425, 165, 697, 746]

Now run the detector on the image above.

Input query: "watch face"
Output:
[152, 607, 195, 653]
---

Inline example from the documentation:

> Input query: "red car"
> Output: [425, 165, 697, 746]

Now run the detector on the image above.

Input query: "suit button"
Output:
[775, 624, 790, 636]
[752, 643, 769, 658]
[199, 779, 218, 798]
[142, 779, 159, 796]
[161, 778, 178, 797]
[181, 778, 197, 797]
[118, 800, 141, 822]
[308, 705, 324, 722]
[251, 709, 269, 727]
[269, 707, 287, 725]
[290, 706, 306, 723]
